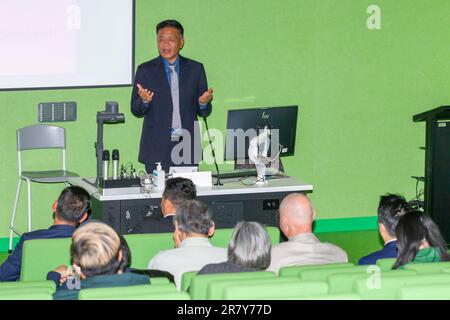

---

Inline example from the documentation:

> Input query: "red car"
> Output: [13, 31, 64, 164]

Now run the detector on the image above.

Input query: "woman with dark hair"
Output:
[392, 211, 450, 269]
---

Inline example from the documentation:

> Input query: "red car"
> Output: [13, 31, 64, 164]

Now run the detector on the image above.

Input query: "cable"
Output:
[238, 176, 266, 186]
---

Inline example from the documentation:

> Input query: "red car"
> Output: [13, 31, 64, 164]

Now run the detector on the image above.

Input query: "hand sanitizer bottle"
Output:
[153, 162, 165, 191]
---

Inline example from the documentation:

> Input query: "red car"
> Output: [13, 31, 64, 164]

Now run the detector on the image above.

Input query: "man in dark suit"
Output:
[131, 19, 213, 173]
[358, 194, 411, 265]
[0, 186, 90, 281]
[132, 177, 196, 234]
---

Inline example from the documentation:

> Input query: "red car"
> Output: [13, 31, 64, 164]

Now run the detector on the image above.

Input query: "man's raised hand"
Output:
[137, 83, 154, 103]
[199, 88, 214, 104]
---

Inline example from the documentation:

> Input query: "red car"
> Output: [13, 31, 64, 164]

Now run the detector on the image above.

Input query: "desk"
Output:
[69, 176, 313, 234]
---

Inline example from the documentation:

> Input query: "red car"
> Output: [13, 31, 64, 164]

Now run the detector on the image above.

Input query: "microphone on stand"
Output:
[202, 116, 223, 186]
[112, 149, 119, 180]
[102, 150, 110, 180]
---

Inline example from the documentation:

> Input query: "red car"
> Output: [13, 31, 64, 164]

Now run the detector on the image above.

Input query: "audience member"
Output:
[133, 177, 196, 233]
[198, 221, 271, 275]
[267, 193, 348, 274]
[392, 211, 450, 269]
[148, 200, 227, 289]
[48, 222, 149, 300]
[0, 186, 90, 282]
[358, 193, 411, 265]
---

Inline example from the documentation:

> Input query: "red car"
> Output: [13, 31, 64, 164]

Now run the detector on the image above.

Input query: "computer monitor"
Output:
[224, 105, 298, 162]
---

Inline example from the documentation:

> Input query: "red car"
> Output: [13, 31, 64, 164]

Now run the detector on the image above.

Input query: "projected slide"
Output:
[0, 0, 134, 90]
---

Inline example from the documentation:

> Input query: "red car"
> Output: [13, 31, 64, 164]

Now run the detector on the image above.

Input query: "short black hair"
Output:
[56, 186, 90, 224]
[378, 193, 411, 236]
[163, 177, 196, 207]
[156, 19, 184, 36]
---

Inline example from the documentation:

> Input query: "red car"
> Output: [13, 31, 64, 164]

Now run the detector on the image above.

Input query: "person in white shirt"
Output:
[148, 200, 227, 289]
[267, 193, 348, 274]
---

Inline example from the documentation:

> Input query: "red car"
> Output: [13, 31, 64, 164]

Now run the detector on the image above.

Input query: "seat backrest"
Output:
[78, 283, 176, 300]
[207, 276, 299, 300]
[181, 270, 198, 291]
[404, 261, 450, 273]
[81, 291, 190, 300]
[189, 271, 276, 300]
[297, 293, 362, 300]
[21, 238, 72, 282]
[279, 262, 354, 277]
[223, 280, 328, 300]
[151, 277, 170, 285]
[123, 233, 174, 269]
[376, 258, 396, 271]
[0, 280, 56, 292]
[398, 283, 450, 300]
[299, 265, 369, 281]
[327, 269, 417, 294]
[17, 125, 66, 151]
[210, 226, 281, 248]
[354, 273, 450, 299]
[0, 289, 53, 300]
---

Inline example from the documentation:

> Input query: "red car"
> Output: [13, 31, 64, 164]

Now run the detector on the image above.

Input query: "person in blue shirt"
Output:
[0, 186, 90, 281]
[358, 194, 411, 265]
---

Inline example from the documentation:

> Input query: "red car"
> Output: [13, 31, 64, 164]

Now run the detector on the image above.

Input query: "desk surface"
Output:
[69, 176, 313, 201]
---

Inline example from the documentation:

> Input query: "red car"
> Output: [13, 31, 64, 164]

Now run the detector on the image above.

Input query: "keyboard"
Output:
[213, 168, 280, 179]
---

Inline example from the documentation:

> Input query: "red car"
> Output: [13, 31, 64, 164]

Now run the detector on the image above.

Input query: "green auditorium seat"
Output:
[181, 271, 198, 291]
[123, 233, 174, 269]
[207, 276, 302, 300]
[0, 290, 53, 300]
[327, 269, 416, 294]
[297, 293, 362, 300]
[210, 226, 281, 248]
[403, 261, 450, 274]
[21, 238, 71, 282]
[398, 283, 450, 300]
[279, 263, 354, 277]
[0, 280, 56, 292]
[151, 277, 170, 285]
[223, 280, 328, 300]
[78, 283, 177, 300]
[376, 258, 396, 271]
[298, 265, 369, 281]
[189, 271, 276, 300]
[354, 273, 450, 299]
[95, 291, 191, 300]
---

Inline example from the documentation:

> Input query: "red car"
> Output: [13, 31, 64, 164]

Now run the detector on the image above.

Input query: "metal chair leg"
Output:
[26, 178, 32, 232]
[9, 179, 22, 254]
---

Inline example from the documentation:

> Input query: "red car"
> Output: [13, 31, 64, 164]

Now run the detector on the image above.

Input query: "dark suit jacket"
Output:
[131, 55, 212, 171]
[132, 214, 174, 234]
[358, 240, 397, 265]
[0, 225, 75, 282]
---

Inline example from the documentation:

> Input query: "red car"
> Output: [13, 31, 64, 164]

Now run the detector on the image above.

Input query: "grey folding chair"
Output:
[9, 125, 79, 253]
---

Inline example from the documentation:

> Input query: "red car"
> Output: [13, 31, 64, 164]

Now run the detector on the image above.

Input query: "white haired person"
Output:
[198, 221, 271, 275]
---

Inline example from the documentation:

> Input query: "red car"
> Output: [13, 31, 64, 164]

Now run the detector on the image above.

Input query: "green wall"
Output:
[1, 0, 449, 238]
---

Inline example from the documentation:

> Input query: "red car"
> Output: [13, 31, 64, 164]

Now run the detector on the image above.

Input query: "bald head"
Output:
[279, 193, 315, 237]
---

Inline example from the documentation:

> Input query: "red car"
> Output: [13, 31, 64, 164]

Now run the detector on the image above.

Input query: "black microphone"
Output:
[202, 116, 222, 186]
